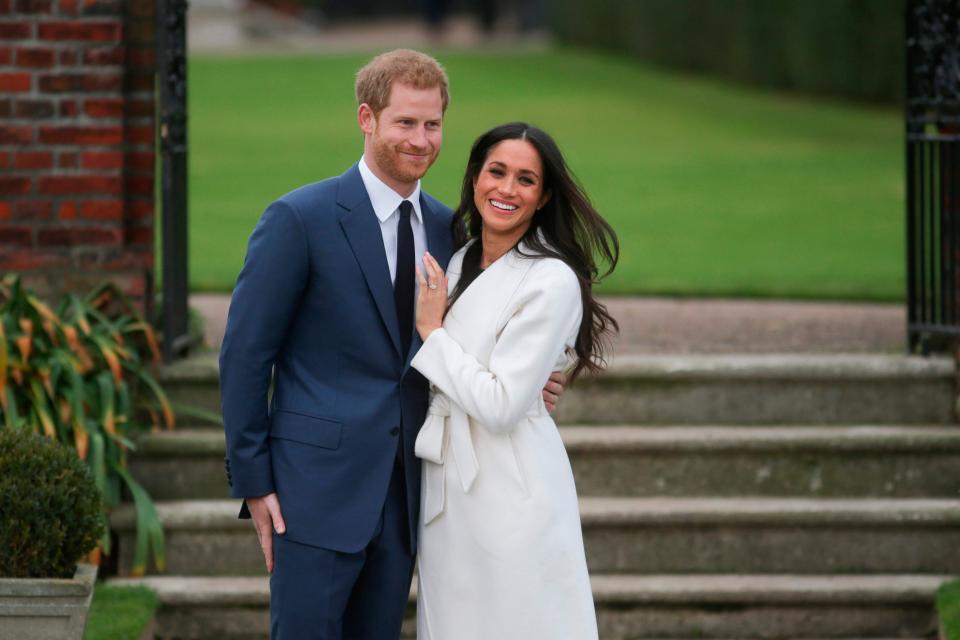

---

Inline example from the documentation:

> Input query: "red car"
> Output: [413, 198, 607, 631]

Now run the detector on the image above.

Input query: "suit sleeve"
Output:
[411, 261, 582, 434]
[219, 200, 309, 498]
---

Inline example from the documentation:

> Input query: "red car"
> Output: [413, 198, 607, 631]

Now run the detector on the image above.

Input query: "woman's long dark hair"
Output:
[449, 122, 619, 383]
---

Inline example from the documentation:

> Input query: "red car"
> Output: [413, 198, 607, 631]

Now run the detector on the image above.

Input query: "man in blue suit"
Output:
[220, 50, 564, 639]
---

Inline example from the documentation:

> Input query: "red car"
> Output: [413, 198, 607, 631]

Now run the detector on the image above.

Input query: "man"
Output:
[219, 49, 564, 639]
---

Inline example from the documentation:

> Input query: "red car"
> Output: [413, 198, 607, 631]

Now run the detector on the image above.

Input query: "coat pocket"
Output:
[508, 433, 530, 498]
[270, 410, 343, 450]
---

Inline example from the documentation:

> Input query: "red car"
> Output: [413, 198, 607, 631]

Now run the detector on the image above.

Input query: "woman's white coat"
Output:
[411, 240, 598, 640]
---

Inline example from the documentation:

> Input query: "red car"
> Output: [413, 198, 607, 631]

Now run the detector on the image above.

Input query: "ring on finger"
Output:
[428, 282, 438, 290]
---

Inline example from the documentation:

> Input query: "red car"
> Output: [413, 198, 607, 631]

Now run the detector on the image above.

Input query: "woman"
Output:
[411, 122, 618, 639]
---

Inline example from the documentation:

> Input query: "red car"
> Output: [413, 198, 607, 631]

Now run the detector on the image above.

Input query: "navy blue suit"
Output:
[219, 163, 453, 638]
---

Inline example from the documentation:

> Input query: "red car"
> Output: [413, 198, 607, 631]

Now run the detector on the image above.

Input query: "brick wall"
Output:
[0, 0, 156, 312]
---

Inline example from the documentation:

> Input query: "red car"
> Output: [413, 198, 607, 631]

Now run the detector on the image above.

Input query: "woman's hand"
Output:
[415, 251, 448, 341]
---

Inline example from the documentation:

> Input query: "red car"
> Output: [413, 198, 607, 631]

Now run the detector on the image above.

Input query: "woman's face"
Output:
[472, 139, 550, 241]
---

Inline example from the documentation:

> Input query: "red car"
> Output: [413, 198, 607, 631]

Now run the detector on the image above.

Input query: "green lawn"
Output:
[84, 584, 156, 640]
[188, 48, 904, 300]
[939, 579, 960, 640]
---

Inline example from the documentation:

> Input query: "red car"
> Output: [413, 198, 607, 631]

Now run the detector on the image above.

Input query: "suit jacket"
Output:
[219, 163, 454, 554]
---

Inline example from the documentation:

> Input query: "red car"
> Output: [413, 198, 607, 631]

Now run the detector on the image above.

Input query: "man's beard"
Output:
[371, 135, 436, 185]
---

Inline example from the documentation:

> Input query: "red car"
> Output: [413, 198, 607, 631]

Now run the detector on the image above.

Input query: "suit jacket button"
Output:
[390, 426, 400, 436]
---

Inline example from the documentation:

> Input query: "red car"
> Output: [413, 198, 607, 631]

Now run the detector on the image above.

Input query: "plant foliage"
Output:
[0, 427, 104, 578]
[0, 274, 173, 575]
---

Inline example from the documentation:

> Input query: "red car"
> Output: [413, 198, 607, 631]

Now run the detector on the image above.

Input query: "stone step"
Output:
[112, 498, 960, 576]
[130, 426, 960, 500]
[107, 573, 948, 639]
[162, 352, 956, 426]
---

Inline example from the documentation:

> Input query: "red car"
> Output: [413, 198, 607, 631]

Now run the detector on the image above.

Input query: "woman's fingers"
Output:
[425, 251, 444, 281]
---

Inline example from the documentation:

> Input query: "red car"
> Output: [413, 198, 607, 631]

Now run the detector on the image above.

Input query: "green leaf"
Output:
[89, 431, 108, 502]
[29, 379, 56, 439]
[115, 467, 166, 575]
[96, 371, 116, 435]
[0, 321, 8, 407]
[169, 402, 223, 426]
[2, 388, 21, 430]
[136, 369, 175, 430]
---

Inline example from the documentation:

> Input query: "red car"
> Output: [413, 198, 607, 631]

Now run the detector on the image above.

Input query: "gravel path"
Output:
[192, 293, 906, 355]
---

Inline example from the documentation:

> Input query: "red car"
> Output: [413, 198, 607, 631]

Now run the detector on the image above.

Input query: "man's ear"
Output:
[358, 103, 376, 135]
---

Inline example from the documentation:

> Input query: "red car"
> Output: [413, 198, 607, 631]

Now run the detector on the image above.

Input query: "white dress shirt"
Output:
[358, 155, 429, 286]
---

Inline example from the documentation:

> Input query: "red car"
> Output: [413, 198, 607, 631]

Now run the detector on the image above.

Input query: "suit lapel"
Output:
[421, 194, 453, 268]
[403, 195, 455, 371]
[337, 165, 403, 360]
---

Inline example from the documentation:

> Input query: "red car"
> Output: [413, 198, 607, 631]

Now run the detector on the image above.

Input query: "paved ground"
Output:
[192, 293, 906, 355]
[189, 0, 550, 55]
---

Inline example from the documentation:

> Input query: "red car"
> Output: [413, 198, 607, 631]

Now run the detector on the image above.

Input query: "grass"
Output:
[84, 584, 157, 640]
[940, 579, 960, 640]
[187, 48, 904, 300]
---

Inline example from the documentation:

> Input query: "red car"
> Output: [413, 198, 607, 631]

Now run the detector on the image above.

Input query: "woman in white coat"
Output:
[411, 122, 619, 639]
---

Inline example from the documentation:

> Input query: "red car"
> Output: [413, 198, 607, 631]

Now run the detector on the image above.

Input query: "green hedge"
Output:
[550, 0, 904, 104]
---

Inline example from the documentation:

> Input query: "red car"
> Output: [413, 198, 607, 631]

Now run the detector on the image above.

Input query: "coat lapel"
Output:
[337, 165, 403, 360]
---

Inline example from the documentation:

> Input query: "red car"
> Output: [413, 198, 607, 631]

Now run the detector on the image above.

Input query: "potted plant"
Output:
[0, 427, 104, 639]
[0, 274, 175, 575]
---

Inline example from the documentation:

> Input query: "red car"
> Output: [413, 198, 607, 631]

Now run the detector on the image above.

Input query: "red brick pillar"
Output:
[0, 0, 156, 313]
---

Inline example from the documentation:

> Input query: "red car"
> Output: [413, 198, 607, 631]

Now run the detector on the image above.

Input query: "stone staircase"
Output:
[110, 351, 960, 639]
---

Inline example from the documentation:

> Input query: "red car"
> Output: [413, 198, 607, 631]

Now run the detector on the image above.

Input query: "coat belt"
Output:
[414, 392, 477, 525]
[414, 391, 549, 525]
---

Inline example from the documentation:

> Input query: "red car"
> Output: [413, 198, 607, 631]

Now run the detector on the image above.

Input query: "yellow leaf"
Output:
[75, 344, 94, 374]
[27, 295, 58, 324]
[74, 422, 89, 460]
[90, 337, 123, 383]
[104, 406, 115, 435]
[64, 325, 79, 351]
[41, 369, 53, 397]
[0, 322, 7, 409]
[16, 335, 31, 362]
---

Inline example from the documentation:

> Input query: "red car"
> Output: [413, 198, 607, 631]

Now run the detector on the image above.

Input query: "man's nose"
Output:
[410, 126, 429, 148]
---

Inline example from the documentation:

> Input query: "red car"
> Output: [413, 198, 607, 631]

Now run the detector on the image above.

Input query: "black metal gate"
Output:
[157, 0, 190, 362]
[906, 0, 960, 353]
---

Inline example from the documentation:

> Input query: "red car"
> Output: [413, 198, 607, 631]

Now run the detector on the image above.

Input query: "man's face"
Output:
[359, 83, 444, 195]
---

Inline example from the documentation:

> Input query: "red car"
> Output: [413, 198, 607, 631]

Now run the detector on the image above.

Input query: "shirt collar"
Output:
[358, 156, 423, 224]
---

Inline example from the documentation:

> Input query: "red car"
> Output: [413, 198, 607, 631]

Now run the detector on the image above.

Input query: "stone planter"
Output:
[0, 563, 98, 640]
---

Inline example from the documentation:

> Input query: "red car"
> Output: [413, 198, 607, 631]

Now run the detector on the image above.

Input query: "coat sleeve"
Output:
[411, 261, 582, 434]
[218, 200, 309, 498]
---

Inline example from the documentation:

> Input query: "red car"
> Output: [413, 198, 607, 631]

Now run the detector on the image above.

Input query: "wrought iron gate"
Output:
[157, 0, 190, 362]
[906, 0, 960, 353]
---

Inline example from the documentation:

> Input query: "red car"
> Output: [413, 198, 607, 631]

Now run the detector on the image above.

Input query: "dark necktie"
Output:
[394, 200, 415, 358]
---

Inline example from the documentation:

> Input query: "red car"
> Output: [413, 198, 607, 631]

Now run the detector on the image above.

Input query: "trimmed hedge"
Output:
[550, 0, 905, 104]
[0, 428, 103, 578]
